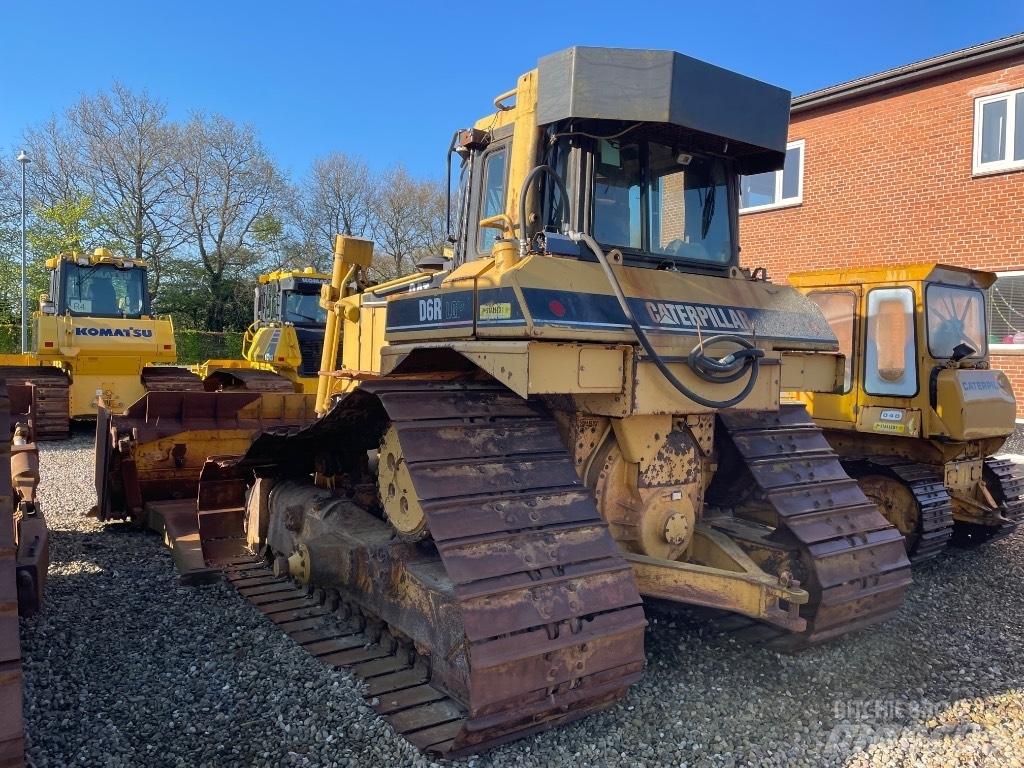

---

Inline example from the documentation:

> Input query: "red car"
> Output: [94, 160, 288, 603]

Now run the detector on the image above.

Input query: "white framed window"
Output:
[973, 87, 1024, 176]
[987, 270, 1024, 352]
[739, 140, 804, 214]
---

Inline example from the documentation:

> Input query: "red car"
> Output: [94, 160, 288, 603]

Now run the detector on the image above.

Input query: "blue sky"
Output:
[3, 0, 1022, 182]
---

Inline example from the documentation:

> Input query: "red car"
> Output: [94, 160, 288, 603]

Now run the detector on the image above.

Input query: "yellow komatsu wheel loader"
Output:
[790, 264, 1023, 562]
[0, 248, 202, 439]
[96, 47, 912, 756]
[196, 267, 331, 394]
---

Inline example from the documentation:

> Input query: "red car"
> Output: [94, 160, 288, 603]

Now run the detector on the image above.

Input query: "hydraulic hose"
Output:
[519, 165, 570, 256]
[569, 231, 763, 409]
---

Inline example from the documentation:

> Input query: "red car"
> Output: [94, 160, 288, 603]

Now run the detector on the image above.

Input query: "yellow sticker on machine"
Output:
[479, 302, 512, 321]
[873, 422, 906, 434]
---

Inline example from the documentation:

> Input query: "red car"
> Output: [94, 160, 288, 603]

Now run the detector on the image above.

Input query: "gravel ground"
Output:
[18, 431, 1024, 767]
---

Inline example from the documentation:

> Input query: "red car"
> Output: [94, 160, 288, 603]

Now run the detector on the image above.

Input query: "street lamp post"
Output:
[17, 150, 29, 354]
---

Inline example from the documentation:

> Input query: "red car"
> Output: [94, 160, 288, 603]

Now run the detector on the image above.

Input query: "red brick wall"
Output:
[739, 58, 1024, 416]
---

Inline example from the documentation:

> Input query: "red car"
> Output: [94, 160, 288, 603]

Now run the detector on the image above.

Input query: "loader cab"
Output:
[47, 249, 150, 319]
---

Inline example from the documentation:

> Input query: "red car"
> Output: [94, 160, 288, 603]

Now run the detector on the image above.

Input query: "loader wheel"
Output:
[377, 424, 429, 541]
[858, 474, 919, 552]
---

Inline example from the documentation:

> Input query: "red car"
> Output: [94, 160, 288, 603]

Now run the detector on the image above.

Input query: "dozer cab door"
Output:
[801, 286, 861, 427]
[855, 285, 923, 438]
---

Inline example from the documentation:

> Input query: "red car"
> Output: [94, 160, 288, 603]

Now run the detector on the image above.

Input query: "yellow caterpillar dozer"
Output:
[196, 267, 330, 393]
[790, 264, 1023, 562]
[96, 47, 911, 755]
[0, 248, 202, 439]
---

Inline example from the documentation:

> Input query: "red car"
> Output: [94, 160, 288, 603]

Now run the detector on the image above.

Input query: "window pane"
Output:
[781, 145, 802, 200]
[478, 149, 507, 252]
[987, 274, 1024, 345]
[865, 287, 916, 396]
[807, 291, 855, 392]
[63, 263, 146, 318]
[980, 99, 1008, 164]
[1015, 92, 1024, 161]
[926, 285, 986, 358]
[740, 170, 776, 208]
[593, 139, 641, 248]
[647, 143, 731, 263]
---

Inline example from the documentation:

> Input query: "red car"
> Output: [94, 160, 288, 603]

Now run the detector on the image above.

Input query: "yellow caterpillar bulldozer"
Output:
[96, 47, 911, 755]
[196, 267, 330, 393]
[0, 248, 201, 439]
[790, 264, 1023, 562]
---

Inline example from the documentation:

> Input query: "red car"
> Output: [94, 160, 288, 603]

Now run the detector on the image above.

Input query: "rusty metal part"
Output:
[952, 457, 1024, 546]
[234, 378, 647, 756]
[377, 424, 428, 539]
[11, 436, 45, 616]
[93, 391, 317, 522]
[848, 461, 953, 564]
[1, 367, 70, 441]
[204, 368, 295, 393]
[139, 366, 204, 392]
[707, 404, 912, 649]
[0, 386, 26, 768]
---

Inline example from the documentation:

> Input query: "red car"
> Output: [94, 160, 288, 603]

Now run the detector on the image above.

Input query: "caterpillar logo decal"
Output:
[75, 327, 153, 338]
[644, 301, 753, 333]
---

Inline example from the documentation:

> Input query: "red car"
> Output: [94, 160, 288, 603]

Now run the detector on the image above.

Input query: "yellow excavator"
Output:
[0, 248, 200, 439]
[790, 264, 1023, 562]
[96, 47, 911, 756]
[196, 267, 330, 393]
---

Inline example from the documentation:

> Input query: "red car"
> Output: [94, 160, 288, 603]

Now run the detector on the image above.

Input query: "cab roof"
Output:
[258, 267, 331, 284]
[45, 247, 146, 270]
[788, 263, 996, 290]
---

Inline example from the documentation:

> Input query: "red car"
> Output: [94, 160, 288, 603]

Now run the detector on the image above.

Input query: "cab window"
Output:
[926, 284, 987, 358]
[61, 263, 147, 319]
[865, 287, 917, 397]
[477, 147, 507, 253]
[807, 291, 856, 393]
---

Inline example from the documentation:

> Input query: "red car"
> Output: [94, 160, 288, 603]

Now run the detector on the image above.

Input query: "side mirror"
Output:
[951, 342, 975, 363]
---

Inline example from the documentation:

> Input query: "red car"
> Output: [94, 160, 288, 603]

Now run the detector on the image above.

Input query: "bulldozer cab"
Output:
[449, 48, 789, 275]
[45, 249, 150, 319]
[255, 269, 330, 328]
[790, 264, 1015, 443]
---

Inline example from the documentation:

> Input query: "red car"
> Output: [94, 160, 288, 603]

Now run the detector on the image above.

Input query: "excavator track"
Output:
[236, 378, 647, 756]
[708, 404, 912, 650]
[846, 459, 954, 564]
[140, 366, 204, 392]
[0, 367, 69, 441]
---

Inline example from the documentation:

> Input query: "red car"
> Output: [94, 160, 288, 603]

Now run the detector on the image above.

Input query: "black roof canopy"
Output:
[537, 46, 791, 174]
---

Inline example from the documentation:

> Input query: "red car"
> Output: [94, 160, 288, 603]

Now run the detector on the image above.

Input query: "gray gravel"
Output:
[19, 431, 1024, 767]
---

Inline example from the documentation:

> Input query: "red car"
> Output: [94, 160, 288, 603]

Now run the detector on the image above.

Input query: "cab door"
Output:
[856, 284, 922, 438]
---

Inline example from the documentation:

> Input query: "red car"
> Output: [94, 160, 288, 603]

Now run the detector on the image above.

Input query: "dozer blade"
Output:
[94, 390, 317, 523]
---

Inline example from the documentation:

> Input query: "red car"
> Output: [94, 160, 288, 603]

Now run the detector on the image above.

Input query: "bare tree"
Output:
[370, 166, 446, 281]
[170, 113, 288, 331]
[294, 153, 374, 269]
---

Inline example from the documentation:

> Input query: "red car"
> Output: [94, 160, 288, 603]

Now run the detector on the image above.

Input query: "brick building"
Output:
[738, 33, 1024, 415]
